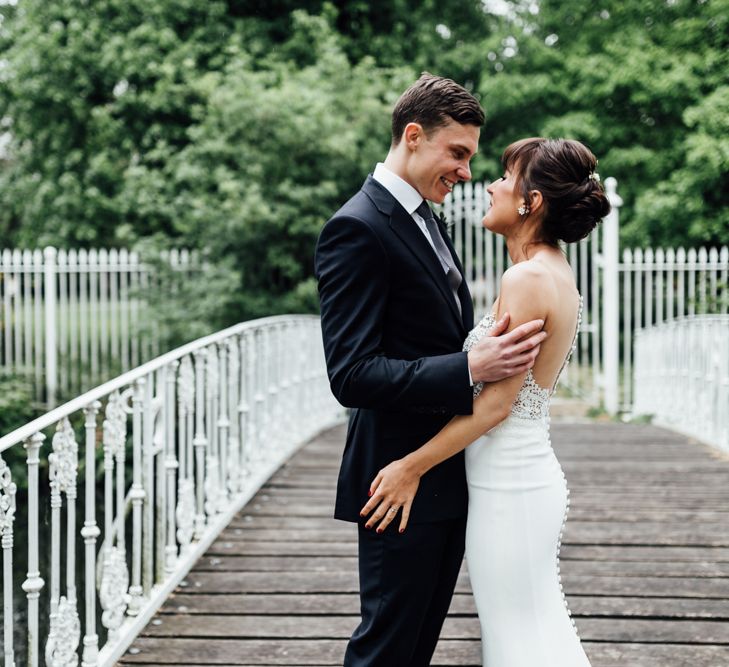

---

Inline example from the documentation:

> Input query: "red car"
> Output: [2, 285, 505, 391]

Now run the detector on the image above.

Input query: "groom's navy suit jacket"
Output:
[315, 176, 475, 524]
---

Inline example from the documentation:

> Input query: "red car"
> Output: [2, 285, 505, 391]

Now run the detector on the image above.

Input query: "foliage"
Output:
[0, 0, 236, 245]
[0, 370, 40, 437]
[0, 370, 42, 488]
[132, 239, 241, 349]
[473, 0, 729, 246]
[0, 0, 726, 337]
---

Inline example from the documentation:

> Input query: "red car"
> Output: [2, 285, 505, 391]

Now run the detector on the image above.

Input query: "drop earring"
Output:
[517, 204, 530, 216]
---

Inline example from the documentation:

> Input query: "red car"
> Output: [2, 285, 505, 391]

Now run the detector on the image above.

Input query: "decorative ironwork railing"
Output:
[633, 315, 729, 452]
[0, 314, 344, 666]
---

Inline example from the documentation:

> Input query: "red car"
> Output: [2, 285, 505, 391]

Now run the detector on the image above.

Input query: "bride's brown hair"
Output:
[502, 138, 611, 245]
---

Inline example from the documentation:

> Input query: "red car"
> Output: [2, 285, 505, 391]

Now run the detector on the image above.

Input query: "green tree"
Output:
[473, 0, 729, 246]
[131, 12, 411, 325]
[0, 0, 235, 245]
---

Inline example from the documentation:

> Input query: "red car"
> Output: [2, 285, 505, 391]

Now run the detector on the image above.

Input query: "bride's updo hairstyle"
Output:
[502, 138, 611, 244]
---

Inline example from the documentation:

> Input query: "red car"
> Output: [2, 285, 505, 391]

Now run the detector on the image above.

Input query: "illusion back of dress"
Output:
[463, 295, 582, 421]
[461, 297, 591, 667]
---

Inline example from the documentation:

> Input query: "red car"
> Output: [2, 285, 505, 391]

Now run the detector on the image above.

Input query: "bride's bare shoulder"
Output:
[494, 261, 556, 323]
[500, 260, 559, 300]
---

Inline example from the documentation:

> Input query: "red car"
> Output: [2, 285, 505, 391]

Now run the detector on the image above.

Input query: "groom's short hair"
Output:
[391, 73, 484, 146]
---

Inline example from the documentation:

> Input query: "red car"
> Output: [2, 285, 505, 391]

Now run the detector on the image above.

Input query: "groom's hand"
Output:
[468, 314, 546, 383]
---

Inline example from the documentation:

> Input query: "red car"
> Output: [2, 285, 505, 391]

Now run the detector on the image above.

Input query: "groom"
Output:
[315, 74, 546, 666]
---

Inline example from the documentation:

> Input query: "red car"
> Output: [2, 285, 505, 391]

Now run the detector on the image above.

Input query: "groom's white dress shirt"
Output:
[373, 163, 444, 262]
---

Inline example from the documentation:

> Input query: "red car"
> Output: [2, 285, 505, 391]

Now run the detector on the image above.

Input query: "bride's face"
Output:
[483, 168, 522, 235]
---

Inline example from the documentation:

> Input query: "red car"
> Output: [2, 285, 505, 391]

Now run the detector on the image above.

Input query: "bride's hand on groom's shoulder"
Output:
[359, 458, 421, 534]
[468, 314, 547, 384]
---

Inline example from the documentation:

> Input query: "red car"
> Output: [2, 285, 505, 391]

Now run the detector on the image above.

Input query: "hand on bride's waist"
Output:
[359, 455, 421, 534]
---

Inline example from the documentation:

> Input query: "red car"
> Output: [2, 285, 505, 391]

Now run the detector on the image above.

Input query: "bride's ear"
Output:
[528, 190, 544, 216]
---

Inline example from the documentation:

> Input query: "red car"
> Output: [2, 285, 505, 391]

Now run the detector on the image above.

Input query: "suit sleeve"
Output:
[315, 214, 473, 414]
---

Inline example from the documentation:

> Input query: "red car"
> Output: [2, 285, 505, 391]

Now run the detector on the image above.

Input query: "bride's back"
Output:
[495, 252, 581, 394]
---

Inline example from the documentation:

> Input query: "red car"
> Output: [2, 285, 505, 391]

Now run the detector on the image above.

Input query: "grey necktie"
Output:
[415, 200, 462, 316]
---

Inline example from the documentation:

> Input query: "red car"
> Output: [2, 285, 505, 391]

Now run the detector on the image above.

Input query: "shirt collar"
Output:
[372, 163, 424, 216]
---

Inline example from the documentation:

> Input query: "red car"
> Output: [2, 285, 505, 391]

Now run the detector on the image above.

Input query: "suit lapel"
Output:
[363, 176, 469, 333]
[388, 203, 467, 332]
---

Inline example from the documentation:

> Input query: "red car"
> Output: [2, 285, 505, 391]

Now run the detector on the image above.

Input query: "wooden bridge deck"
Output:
[119, 422, 729, 667]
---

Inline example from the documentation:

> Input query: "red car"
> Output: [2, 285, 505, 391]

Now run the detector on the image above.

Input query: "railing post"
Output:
[1, 454, 17, 667]
[22, 432, 45, 667]
[602, 177, 622, 414]
[81, 401, 101, 667]
[44, 246, 58, 408]
[192, 349, 208, 540]
[164, 362, 179, 572]
[128, 379, 146, 614]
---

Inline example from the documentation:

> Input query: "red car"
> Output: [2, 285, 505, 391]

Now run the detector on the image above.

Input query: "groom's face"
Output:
[406, 119, 480, 204]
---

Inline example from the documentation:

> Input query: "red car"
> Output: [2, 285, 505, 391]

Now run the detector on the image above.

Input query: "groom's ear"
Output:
[403, 122, 424, 151]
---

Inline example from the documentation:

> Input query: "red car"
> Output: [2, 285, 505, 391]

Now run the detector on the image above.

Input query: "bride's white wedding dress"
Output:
[462, 298, 591, 666]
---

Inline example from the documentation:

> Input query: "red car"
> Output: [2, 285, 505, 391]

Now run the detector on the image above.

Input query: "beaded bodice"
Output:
[463, 297, 583, 421]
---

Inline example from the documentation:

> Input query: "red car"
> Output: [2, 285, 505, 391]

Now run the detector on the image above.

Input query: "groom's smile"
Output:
[404, 118, 480, 205]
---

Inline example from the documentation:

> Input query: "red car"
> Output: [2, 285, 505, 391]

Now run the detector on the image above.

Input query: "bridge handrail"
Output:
[0, 314, 311, 453]
[0, 314, 344, 667]
[633, 314, 729, 452]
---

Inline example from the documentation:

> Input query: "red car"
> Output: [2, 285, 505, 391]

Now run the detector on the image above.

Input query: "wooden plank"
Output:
[175, 569, 729, 599]
[227, 508, 729, 530]
[216, 524, 729, 547]
[141, 614, 729, 644]
[560, 544, 729, 562]
[206, 541, 357, 557]
[161, 593, 729, 620]
[118, 638, 729, 666]
[192, 554, 729, 578]
[582, 642, 729, 667]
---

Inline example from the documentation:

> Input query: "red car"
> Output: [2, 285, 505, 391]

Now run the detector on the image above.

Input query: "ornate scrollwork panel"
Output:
[0, 454, 16, 539]
[49, 417, 79, 499]
[45, 595, 81, 666]
[100, 546, 130, 635]
[103, 390, 128, 460]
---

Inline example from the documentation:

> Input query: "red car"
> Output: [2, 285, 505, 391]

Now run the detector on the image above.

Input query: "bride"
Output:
[360, 137, 610, 666]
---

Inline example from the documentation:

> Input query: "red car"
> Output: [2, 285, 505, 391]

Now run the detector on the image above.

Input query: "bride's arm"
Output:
[360, 267, 549, 532]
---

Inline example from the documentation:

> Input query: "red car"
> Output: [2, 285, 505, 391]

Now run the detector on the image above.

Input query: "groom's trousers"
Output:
[344, 515, 467, 667]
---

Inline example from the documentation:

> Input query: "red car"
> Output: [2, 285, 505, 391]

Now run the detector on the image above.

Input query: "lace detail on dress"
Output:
[510, 371, 551, 420]
[463, 296, 583, 421]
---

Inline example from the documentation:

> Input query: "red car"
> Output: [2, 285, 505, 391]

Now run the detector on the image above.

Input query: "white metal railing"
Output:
[0, 314, 344, 666]
[619, 246, 729, 411]
[633, 316, 729, 451]
[0, 247, 196, 404]
[445, 180, 729, 413]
